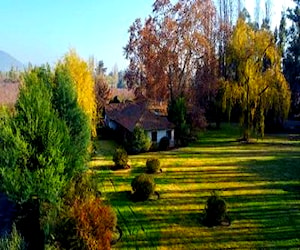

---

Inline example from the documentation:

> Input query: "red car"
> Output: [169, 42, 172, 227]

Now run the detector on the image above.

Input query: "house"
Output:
[105, 101, 175, 147]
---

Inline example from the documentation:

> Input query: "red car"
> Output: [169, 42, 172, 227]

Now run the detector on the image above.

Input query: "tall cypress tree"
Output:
[0, 65, 92, 248]
[1, 66, 68, 204]
[52, 65, 91, 179]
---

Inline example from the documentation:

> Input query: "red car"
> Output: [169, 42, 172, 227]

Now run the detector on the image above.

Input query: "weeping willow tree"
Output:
[222, 17, 291, 140]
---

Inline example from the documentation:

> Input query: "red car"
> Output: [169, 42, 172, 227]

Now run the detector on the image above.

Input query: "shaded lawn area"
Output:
[90, 124, 300, 249]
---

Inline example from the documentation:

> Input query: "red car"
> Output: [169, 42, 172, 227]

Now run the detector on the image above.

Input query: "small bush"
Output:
[131, 174, 155, 201]
[72, 197, 117, 250]
[146, 158, 160, 173]
[159, 136, 170, 151]
[63, 172, 100, 205]
[112, 148, 128, 169]
[204, 192, 228, 226]
[56, 197, 117, 250]
[125, 126, 151, 154]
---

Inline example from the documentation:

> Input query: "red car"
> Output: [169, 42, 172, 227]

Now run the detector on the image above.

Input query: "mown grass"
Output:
[90, 124, 300, 249]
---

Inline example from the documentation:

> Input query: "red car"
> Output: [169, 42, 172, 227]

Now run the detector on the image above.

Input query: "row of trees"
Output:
[124, 0, 292, 141]
[95, 61, 127, 89]
[0, 51, 118, 248]
[280, 0, 300, 117]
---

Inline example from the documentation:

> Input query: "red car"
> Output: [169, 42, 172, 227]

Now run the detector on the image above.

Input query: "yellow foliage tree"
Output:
[222, 17, 290, 140]
[60, 49, 97, 137]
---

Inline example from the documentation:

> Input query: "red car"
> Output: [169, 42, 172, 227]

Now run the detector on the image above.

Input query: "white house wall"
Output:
[147, 129, 175, 147]
[105, 116, 118, 130]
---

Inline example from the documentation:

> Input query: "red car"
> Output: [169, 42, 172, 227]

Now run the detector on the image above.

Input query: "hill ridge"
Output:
[0, 50, 23, 72]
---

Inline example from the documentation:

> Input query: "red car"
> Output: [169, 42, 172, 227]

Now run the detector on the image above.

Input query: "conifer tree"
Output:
[61, 49, 97, 136]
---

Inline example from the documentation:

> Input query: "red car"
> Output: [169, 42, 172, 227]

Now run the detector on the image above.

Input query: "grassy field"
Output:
[90, 124, 300, 249]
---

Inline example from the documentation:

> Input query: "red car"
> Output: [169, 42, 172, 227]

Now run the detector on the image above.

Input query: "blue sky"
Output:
[0, 0, 294, 71]
[0, 0, 153, 71]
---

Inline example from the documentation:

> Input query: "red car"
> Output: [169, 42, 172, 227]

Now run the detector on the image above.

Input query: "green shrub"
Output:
[0, 224, 26, 250]
[55, 197, 117, 250]
[168, 97, 190, 146]
[0, 66, 92, 247]
[126, 126, 152, 154]
[131, 174, 155, 201]
[146, 158, 160, 173]
[159, 136, 170, 151]
[204, 192, 227, 226]
[112, 148, 128, 169]
[0, 67, 68, 204]
[62, 172, 100, 206]
[52, 66, 91, 178]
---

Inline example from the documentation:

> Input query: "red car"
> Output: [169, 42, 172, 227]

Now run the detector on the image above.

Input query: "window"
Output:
[151, 131, 157, 142]
[167, 130, 172, 139]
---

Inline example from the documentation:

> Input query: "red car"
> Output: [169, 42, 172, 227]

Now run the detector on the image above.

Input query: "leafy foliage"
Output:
[52, 65, 91, 178]
[222, 17, 290, 140]
[112, 148, 129, 169]
[203, 192, 228, 227]
[126, 126, 151, 154]
[0, 65, 92, 247]
[53, 172, 104, 249]
[94, 74, 111, 128]
[168, 97, 190, 146]
[62, 172, 100, 206]
[0, 67, 68, 204]
[72, 197, 117, 250]
[146, 158, 161, 174]
[124, 0, 219, 107]
[131, 174, 155, 201]
[55, 197, 117, 250]
[0, 224, 26, 250]
[60, 49, 97, 137]
[284, 1, 300, 116]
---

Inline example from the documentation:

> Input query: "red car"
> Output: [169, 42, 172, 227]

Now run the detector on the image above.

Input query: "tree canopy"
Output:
[284, 0, 300, 116]
[222, 17, 290, 140]
[0, 67, 68, 204]
[0, 65, 91, 204]
[60, 49, 97, 137]
[124, 0, 218, 103]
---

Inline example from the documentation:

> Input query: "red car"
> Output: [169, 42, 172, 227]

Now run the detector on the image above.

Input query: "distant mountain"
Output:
[0, 50, 23, 72]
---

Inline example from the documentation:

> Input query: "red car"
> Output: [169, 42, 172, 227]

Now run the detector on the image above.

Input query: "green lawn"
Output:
[90, 124, 300, 249]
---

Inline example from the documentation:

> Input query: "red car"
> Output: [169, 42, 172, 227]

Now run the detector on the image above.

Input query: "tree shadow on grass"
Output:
[130, 165, 145, 175]
[91, 165, 111, 171]
[107, 191, 132, 203]
[238, 156, 300, 182]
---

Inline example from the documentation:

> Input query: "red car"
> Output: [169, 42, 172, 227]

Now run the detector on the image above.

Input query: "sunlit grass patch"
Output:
[90, 125, 300, 249]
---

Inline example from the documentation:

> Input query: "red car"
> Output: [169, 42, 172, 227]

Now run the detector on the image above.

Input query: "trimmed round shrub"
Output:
[204, 192, 227, 226]
[112, 148, 128, 169]
[131, 174, 155, 201]
[146, 158, 160, 173]
[159, 136, 170, 151]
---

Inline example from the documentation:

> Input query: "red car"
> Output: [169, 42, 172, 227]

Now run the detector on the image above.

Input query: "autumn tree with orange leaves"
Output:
[124, 0, 220, 108]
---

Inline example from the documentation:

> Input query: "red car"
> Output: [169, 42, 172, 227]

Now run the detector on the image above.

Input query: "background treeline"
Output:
[124, 0, 298, 141]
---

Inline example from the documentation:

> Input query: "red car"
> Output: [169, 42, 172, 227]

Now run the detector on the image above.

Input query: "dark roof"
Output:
[105, 101, 174, 132]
